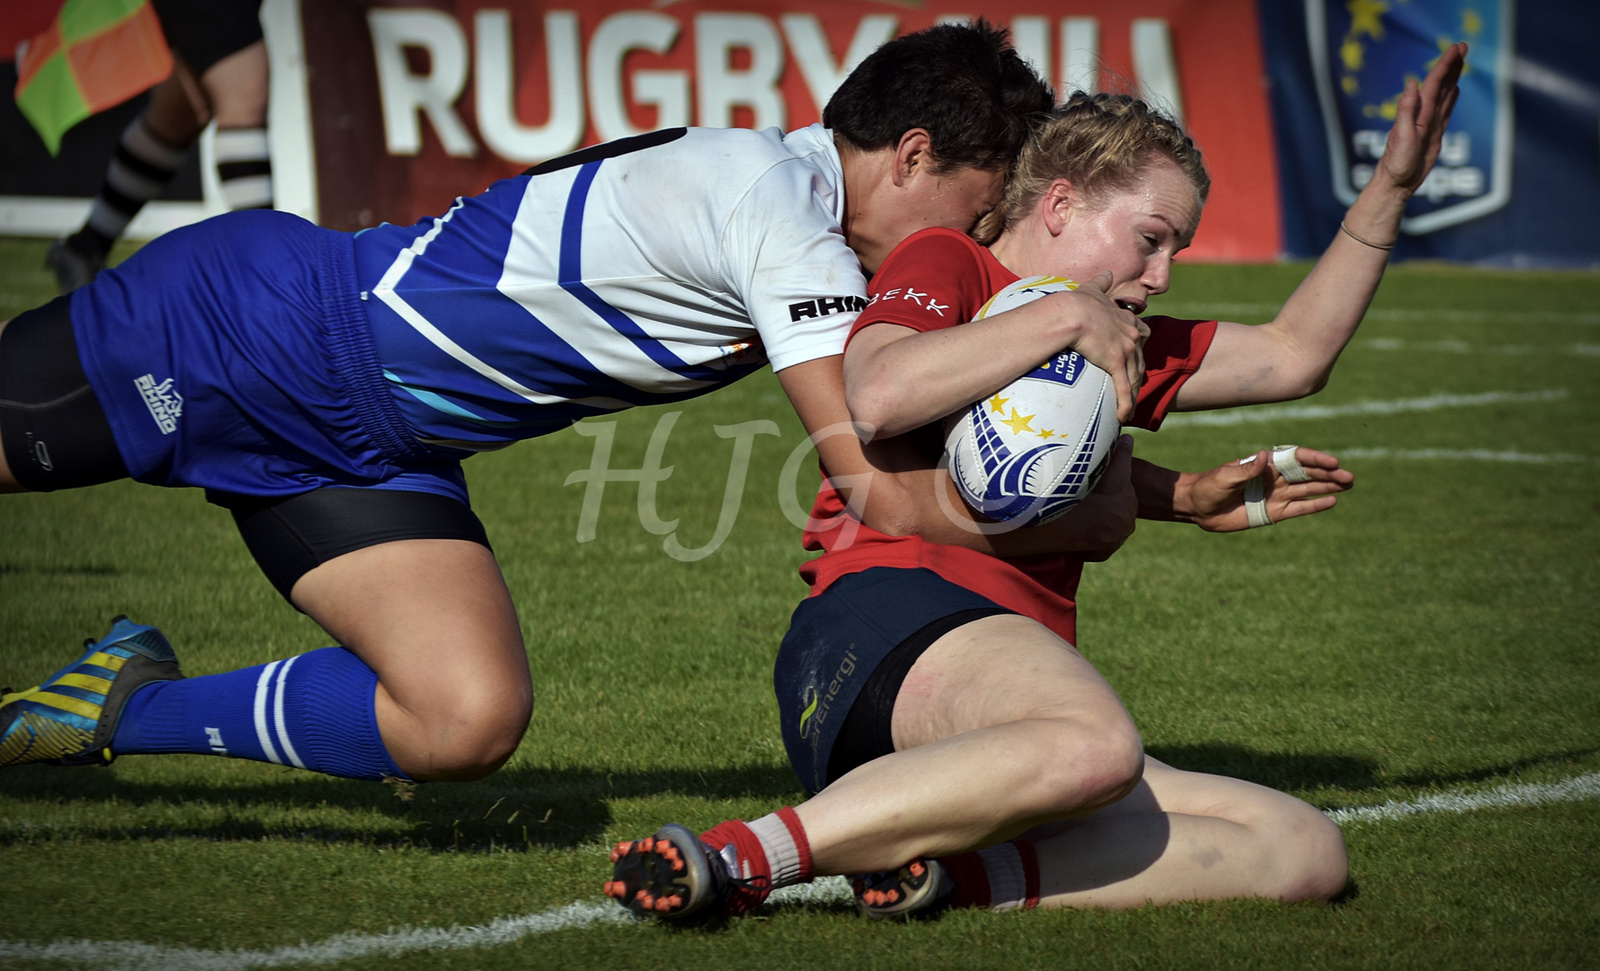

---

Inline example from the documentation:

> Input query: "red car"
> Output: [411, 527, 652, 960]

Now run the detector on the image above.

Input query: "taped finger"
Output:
[1244, 475, 1272, 528]
[1271, 444, 1311, 483]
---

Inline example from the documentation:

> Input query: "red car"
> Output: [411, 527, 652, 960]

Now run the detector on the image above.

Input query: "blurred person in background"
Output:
[48, 0, 271, 292]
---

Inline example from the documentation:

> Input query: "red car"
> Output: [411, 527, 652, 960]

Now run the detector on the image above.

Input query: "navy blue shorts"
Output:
[68, 209, 467, 502]
[774, 568, 1013, 795]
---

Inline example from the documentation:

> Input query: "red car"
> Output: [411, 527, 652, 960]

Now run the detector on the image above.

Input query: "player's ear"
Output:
[891, 128, 934, 187]
[1041, 178, 1082, 235]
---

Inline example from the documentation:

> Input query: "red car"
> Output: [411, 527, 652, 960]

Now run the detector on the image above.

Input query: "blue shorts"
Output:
[69, 210, 467, 502]
[774, 568, 1012, 794]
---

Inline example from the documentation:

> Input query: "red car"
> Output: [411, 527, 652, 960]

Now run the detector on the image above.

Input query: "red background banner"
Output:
[305, 0, 1280, 260]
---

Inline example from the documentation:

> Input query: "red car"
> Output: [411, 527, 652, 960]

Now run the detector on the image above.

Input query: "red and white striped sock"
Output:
[746, 806, 814, 887]
[939, 839, 1041, 911]
[697, 806, 814, 914]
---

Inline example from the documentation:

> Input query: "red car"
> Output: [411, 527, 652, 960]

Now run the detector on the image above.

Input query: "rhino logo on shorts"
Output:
[135, 373, 183, 435]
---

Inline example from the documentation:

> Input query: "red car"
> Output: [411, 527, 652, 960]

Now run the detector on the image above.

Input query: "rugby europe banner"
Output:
[1, 0, 1595, 266]
[1259, 0, 1600, 267]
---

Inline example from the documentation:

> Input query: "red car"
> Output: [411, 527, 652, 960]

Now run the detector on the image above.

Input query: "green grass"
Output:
[2, 236, 1598, 969]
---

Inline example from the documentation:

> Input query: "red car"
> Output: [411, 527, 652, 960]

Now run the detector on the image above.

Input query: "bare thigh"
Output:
[291, 538, 533, 781]
[891, 613, 1135, 751]
[1017, 756, 1349, 906]
[1031, 756, 1334, 834]
[799, 614, 1144, 870]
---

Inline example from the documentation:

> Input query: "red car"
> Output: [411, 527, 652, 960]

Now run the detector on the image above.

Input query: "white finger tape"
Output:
[1244, 475, 1272, 528]
[1271, 444, 1311, 483]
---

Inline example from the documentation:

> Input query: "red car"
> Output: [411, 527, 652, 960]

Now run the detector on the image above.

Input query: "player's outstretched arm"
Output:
[1174, 43, 1466, 412]
[1134, 446, 1355, 532]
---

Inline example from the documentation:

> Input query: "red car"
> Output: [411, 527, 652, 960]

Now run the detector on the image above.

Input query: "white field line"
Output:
[1, 773, 1595, 969]
[1159, 389, 1567, 427]
[1359, 337, 1600, 357]
[1325, 771, 1600, 825]
[1153, 305, 1600, 327]
[1338, 447, 1593, 463]
[0, 902, 634, 970]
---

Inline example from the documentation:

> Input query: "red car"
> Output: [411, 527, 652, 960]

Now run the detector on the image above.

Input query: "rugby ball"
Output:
[943, 276, 1120, 526]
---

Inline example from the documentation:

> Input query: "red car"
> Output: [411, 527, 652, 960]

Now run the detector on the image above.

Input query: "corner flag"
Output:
[14, 0, 172, 156]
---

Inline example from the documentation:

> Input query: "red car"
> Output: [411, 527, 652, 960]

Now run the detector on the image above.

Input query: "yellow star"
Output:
[1362, 82, 1409, 120]
[999, 407, 1036, 435]
[1346, 0, 1389, 40]
[988, 393, 1010, 414]
[1340, 38, 1365, 71]
[1343, 75, 1360, 96]
[1038, 428, 1056, 439]
[1461, 9, 1481, 35]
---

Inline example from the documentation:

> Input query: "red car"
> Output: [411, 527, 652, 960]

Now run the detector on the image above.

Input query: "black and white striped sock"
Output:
[214, 126, 274, 210]
[70, 116, 189, 257]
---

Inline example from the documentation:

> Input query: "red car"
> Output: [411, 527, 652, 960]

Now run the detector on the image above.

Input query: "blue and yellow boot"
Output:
[0, 616, 184, 767]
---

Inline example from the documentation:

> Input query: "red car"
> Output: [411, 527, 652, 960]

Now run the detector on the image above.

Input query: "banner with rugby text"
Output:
[297, 0, 1281, 260]
[5, 0, 1594, 266]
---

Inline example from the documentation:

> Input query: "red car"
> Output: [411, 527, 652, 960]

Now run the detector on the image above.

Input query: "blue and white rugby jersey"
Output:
[351, 124, 864, 453]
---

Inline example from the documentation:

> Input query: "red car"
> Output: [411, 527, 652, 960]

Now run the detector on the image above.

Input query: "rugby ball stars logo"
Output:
[943, 276, 1120, 526]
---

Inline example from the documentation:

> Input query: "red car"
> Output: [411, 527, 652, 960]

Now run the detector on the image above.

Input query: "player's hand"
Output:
[1053, 271, 1148, 424]
[1375, 42, 1466, 196]
[1051, 434, 1138, 559]
[1187, 446, 1354, 533]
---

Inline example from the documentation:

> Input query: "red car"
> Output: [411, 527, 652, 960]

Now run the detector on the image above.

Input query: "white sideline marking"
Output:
[1153, 305, 1600, 327]
[771, 875, 853, 906]
[2, 773, 1595, 969]
[1361, 337, 1600, 357]
[1160, 389, 1567, 428]
[1338, 448, 1592, 464]
[1326, 772, 1600, 825]
[0, 902, 633, 970]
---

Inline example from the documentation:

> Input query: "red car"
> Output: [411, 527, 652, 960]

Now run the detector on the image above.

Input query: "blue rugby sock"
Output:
[111, 647, 409, 781]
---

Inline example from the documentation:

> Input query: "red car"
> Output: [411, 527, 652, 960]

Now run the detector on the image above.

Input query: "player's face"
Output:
[863, 163, 1005, 269]
[1046, 157, 1199, 314]
[912, 163, 1007, 235]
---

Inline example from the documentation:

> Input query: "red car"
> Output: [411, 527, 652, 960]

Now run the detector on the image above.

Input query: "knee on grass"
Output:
[397, 679, 534, 782]
[1240, 794, 1350, 902]
[1014, 713, 1145, 819]
[1275, 807, 1349, 902]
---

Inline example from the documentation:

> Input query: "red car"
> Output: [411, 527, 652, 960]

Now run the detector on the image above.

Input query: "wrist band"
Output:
[1340, 221, 1396, 251]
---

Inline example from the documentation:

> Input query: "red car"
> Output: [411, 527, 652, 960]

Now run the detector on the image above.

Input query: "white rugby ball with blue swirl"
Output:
[943, 276, 1120, 526]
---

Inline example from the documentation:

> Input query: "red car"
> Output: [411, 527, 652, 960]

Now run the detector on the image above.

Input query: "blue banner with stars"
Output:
[1260, 0, 1600, 267]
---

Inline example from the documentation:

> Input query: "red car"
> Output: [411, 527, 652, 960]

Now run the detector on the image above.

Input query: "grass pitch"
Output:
[1, 236, 1597, 969]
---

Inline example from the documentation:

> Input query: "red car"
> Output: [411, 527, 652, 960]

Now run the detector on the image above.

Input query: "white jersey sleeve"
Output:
[717, 127, 866, 372]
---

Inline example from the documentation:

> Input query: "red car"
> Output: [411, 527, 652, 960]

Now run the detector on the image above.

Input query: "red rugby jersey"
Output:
[799, 228, 1217, 646]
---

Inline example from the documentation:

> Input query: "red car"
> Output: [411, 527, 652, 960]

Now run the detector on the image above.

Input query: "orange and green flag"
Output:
[14, 0, 172, 156]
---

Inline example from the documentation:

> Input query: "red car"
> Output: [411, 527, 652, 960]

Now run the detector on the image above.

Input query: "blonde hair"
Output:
[974, 92, 1210, 244]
